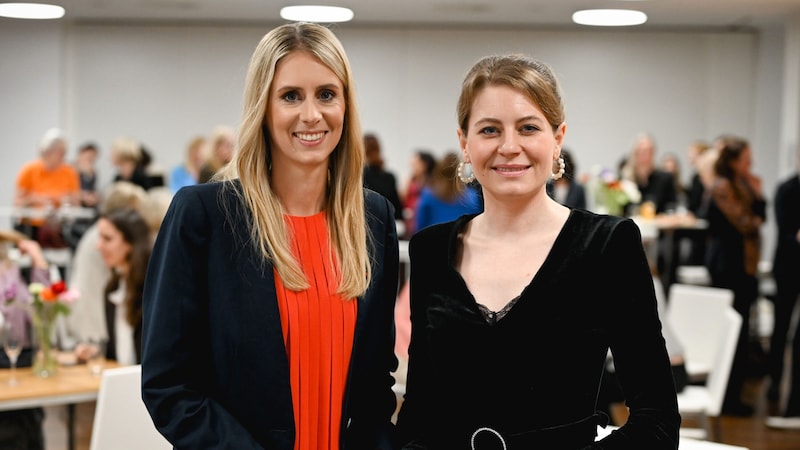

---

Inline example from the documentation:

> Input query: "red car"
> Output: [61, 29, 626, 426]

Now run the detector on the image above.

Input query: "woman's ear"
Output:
[457, 127, 470, 163]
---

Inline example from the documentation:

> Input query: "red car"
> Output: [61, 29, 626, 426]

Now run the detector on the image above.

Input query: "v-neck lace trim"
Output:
[477, 295, 521, 325]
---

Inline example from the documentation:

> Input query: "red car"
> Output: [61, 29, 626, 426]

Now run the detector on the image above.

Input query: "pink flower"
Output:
[58, 288, 80, 305]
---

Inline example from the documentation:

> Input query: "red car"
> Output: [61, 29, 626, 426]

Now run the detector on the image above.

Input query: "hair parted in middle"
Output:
[456, 53, 565, 136]
[219, 22, 370, 298]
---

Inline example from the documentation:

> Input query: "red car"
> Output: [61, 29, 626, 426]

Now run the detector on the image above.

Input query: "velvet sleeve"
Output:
[588, 219, 680, 449]
[394, 227, 443, 449]
[140, 187, 263, 449]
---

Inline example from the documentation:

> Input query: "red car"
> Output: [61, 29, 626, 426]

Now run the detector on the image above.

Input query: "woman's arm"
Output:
[593, 219, 681, 449]
[141, 187, 263, 449]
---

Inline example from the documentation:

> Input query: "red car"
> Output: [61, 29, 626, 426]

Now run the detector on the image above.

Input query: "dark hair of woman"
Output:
[102, 208, 151, 327]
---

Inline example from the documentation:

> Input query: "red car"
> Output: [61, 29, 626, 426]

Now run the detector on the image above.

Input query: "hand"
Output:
[74, 343, 94, 362]
[16, 239, 48, 268]
[744, 173, 762, 196]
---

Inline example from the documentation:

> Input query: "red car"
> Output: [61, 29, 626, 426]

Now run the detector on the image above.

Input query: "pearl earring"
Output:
[457, 161, 475, 184]
[551, 157, 565, 181]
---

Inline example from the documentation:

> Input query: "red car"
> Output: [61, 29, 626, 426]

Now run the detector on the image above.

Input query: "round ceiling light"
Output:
[572, 9, 647, 27]
[280, 5, 354, 23]
[0, 2, 65, 19]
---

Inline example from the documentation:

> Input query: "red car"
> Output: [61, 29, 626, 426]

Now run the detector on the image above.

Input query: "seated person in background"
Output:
[169, 135, 207, 193]
[414, 152, 482, 233]
[139, 145, 167, 189]
[110, 136, 151, 191]
[363, 133, 403, 220]
[63, 142, 102, 249]
[546, 147, 587, 209]
[620, 132, 677, 215]
[64, 181, 148, 347]
[0, 231, 53, 450]
[197, 125, 235, 183]
[74, 142, 101, 210]
[95, 208, 152, 365]
[14, 128, 80, 243]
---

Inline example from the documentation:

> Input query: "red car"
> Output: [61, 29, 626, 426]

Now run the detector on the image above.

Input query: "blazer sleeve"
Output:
[346, 191, 401, 449]
[141, 187, 264, 449]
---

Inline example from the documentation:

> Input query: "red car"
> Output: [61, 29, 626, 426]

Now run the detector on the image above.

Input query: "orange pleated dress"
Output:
[274, 212, 358, 450]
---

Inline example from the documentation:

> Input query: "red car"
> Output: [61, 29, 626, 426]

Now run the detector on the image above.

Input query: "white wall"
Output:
[0, 20, 790, 255]
[1, 20, 64, 201]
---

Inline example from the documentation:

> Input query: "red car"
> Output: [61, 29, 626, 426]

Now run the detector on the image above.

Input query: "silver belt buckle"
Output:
[470, 427, 508, 450]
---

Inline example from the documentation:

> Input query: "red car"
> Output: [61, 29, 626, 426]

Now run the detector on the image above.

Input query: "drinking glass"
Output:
[2, 322, 23, 386]
[78, 338, 107, 375]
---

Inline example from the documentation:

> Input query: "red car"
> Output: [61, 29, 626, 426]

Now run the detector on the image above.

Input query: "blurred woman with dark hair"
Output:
[705, 136, 766, 416]
[95, 208, 151, 365]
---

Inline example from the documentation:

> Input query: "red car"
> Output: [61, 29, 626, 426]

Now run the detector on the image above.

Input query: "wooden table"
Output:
[0, 361, 119, 450]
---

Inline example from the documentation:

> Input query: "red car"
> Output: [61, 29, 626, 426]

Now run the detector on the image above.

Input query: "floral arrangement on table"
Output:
[3, 280, 78, 377]
[588, 165, 641, 217]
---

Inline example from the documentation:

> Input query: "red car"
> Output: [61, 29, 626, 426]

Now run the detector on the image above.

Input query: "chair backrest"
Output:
[89, 365, 172, 450]
[665, 283, 734, 379]
[704, 307, 743, 417]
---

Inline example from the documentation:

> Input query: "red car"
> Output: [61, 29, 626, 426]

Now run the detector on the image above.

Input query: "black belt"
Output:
[469, 412, 609, 450]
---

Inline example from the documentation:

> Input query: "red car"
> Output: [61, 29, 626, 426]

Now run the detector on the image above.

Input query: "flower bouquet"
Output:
[4, 279, 78, 377]
[589, 166, 641, 217]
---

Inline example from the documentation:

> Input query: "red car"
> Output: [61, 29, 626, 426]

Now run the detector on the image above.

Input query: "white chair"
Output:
[675, 265, 712, 286]
[676, 307, 742, 441]
[90, 365, 172, 450]
[666, 284, 734, 382]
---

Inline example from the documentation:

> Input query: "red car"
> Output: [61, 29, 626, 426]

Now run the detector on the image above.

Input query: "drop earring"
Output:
[457, 161, 475, 184]
[551, 157, 565, 181]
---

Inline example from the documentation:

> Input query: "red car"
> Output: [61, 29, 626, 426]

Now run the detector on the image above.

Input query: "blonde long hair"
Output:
[220, 22, 369, 298]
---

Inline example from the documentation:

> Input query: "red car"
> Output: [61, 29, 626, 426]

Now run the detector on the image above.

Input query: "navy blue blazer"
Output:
[141, 181, 399, 449]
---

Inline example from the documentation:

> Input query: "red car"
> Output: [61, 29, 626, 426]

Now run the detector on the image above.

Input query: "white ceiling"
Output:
[48, 0, 800, 30]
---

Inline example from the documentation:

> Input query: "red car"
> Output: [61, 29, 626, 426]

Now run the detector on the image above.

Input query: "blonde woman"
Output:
[197, 124, 235, 183]
[142, 23, 399, 449]
[168, 135, 206, 193]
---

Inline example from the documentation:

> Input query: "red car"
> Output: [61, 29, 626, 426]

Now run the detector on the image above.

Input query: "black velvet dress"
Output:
[396, 209, 680, 449]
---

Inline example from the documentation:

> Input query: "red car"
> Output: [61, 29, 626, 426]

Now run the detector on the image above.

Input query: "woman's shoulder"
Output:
[410, 214, 469, 247]
[166, 180, 244, 222]
[566, 209, 637, 241]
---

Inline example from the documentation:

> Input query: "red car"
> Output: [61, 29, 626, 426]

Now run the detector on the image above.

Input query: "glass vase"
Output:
[31, 309, 58, 378]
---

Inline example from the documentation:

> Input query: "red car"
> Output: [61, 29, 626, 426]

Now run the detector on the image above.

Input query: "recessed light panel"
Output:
[0, 2, 65, 19]
[572, 9, 647, 27]
[280, 5, 354, 23]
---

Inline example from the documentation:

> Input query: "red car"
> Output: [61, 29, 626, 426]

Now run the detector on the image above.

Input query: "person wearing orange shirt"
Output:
[141, 23, 399, 450]
[14, 128, 80, 242]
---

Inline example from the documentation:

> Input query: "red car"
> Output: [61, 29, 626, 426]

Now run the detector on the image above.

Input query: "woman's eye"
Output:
[282, 91, 300, 102]
[319, 90, 335, 101]
[479, 126, 498, 135]
[521, 124, 540, 133]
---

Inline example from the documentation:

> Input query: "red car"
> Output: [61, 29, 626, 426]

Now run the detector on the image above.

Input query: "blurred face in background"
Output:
[76, 147, 98, 173]
[215, 134, 235, 165]
[96, 217, 131, 272]
[633, 137, 655, 170]
[731, 146, 752, 177]
[42, 140, 67, 171]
